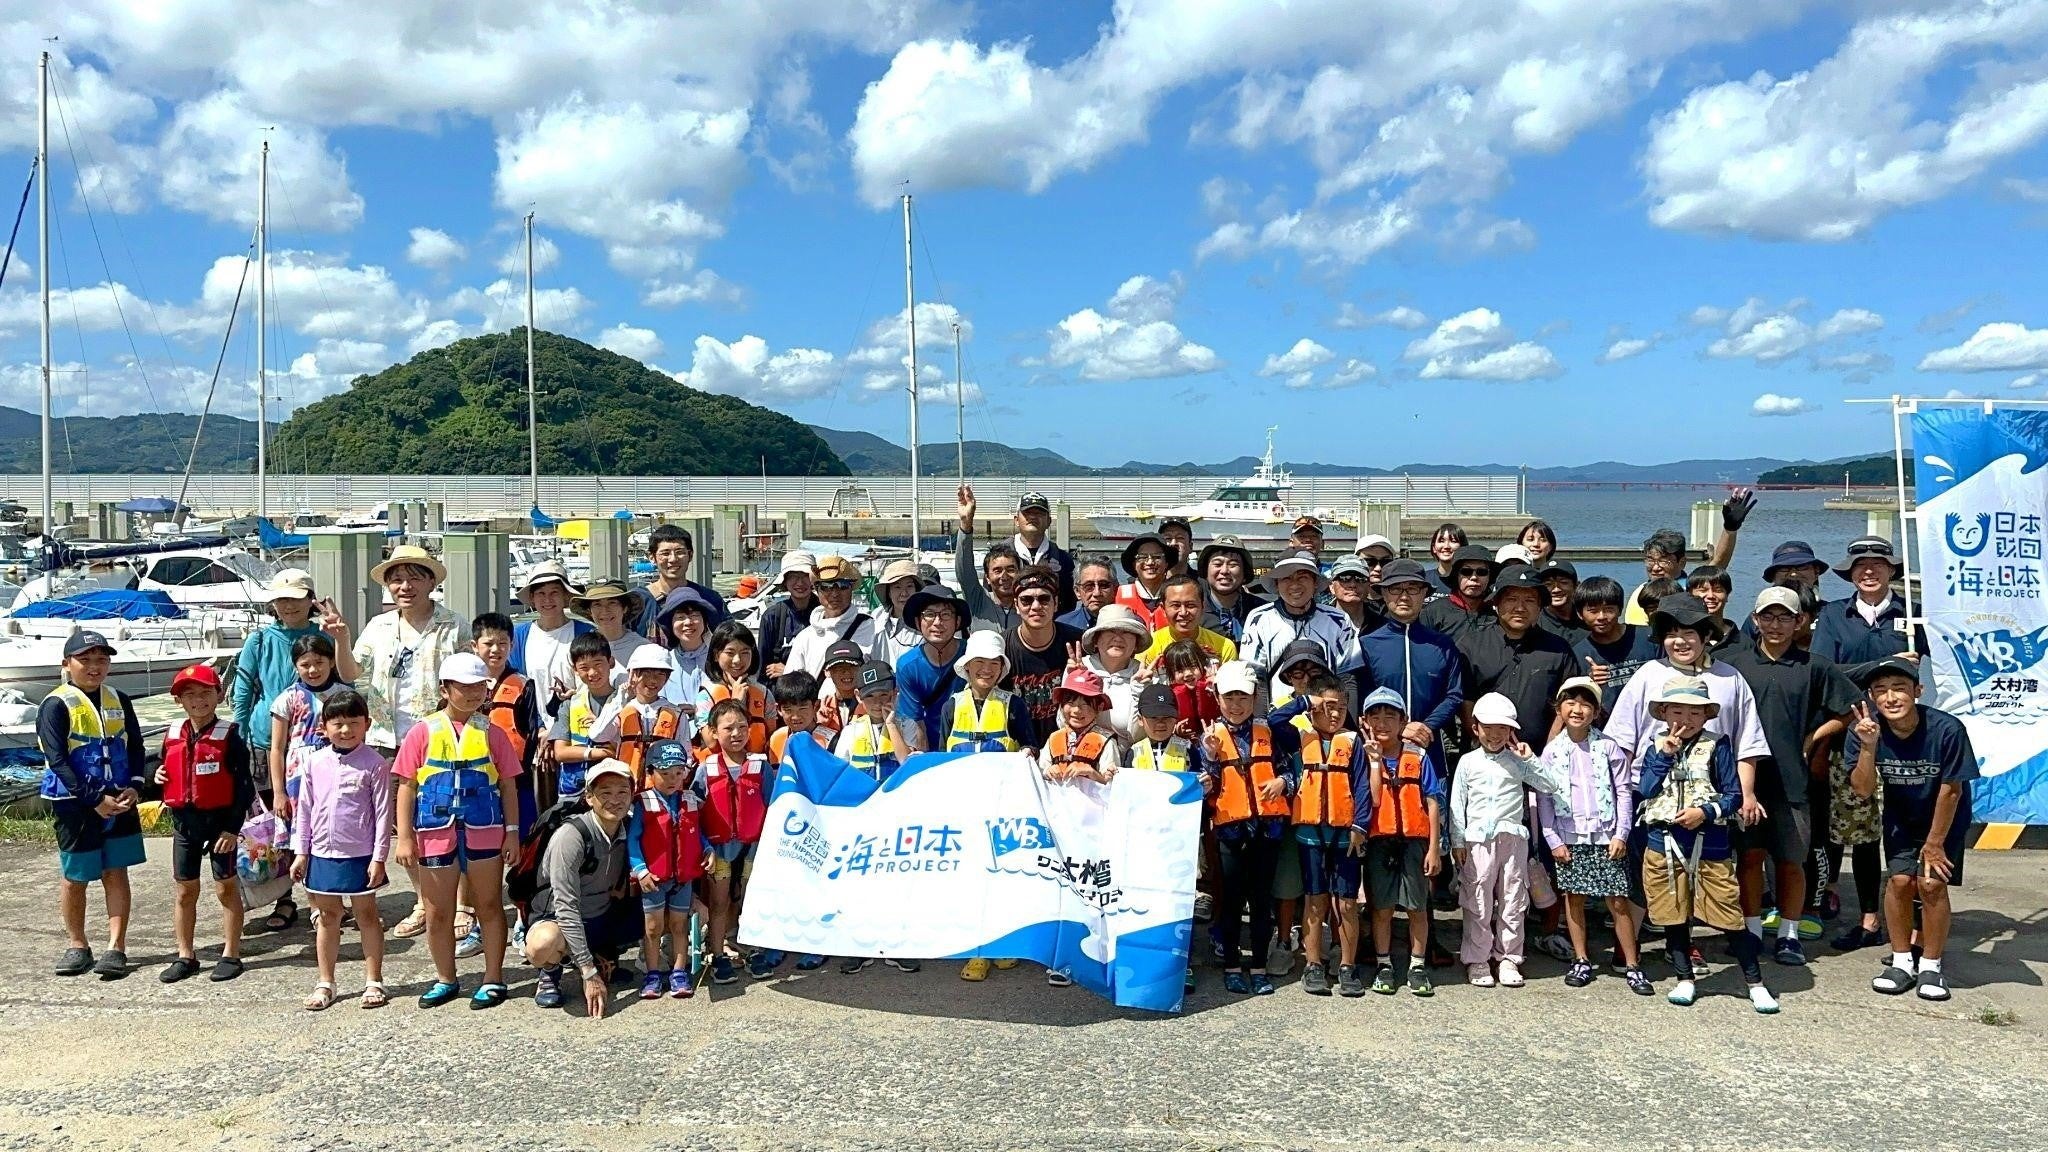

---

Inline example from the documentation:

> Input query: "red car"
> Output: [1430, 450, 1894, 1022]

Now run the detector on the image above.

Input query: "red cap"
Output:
[170, 664, 222, 696]
[1052, 666, 1109, 706]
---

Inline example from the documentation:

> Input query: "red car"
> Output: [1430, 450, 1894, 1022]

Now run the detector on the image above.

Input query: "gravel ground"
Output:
[0, 843, 2043, 1151]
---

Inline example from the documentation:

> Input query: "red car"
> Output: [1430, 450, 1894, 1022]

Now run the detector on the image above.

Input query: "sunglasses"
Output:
[1333, 574, 1367, 585]
[1017, 594, 1055, 607]
[816, 579, 855, 591]
[1456, 566, 1492, 578]
[1077, 579, 1117, 591]
[1359, 556, 1388, 568]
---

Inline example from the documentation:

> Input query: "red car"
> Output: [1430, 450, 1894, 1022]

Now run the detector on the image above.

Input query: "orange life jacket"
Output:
[1207, 721, 1289, 826]
[1046, 728, 1109, 774]
[618, 703, 684, 786]
[769, 723, 834, 766]
[704, 682, 769, 755]
[486, 673, 529, 766]
[1368, 747, 1431, 839]
[1293, 731, 1358, 828]
[1114, 583, 1170, 632]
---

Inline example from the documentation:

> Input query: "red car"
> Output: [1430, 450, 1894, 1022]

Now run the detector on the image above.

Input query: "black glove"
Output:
[1722, 488, 1757, 532]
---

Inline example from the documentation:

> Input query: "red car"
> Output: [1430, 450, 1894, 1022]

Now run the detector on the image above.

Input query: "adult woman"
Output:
[1426, 523, 1468, 596]
[1079, 604, 1151, 740]
[575, 580, 652, 671]
[655, 587, 715, 711]
[1115, 534, 1177, 632]
[874, 559, 926, 667]
[1517, 520, 1559, 566]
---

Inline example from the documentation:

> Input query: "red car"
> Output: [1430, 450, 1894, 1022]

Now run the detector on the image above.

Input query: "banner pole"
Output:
[1891, 394, 1919, 649]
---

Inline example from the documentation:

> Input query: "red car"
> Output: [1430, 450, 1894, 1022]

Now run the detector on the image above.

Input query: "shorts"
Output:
[1642, 845, 1743, 932]
[1733, 800, 1811, 863]
[640, 878, 697, 915]
[1885, 838, 1967, 888]
[708, 843, 756, 897]
[169, 807, 242, 883]
[1366, 837, 1428, 911]
[419, 841, 503, 871]
[1270, 840, 1304, 901]
[1827, 752, 1881, 846]
[306, 854, 386, 897]
[1298, 839, 1363, 899]
[1554, 843, 1631, 898]
[53, 802, 145, 884]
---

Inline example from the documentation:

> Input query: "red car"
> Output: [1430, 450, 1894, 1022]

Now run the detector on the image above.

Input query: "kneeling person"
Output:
[524, 760, 637, 1017]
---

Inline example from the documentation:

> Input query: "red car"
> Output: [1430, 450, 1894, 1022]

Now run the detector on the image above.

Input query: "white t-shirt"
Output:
[520, 620, 581, 704]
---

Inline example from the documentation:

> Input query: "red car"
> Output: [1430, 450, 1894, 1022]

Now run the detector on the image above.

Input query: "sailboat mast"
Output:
[525, 212, 539, 511]
[37, 51, 51, 536]
[256, 140, 268, 524]
[952, 321, 964, 482]
[902, 193, 920, 552]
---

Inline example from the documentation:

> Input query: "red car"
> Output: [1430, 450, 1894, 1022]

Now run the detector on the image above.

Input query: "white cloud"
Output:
[1418, 342, 1563, 382]
[1645, 2, 2048, 241]
[598, 323, 664, 362]
[1752, 393, 1820, 417]
[1918, 322, 2048, 372]
[152, 92, 363, 232]
[1687, 305, 1729, 327]
[1709, 315, 1812, 363]
[2012, 372, 2043, 388]
[1702, 299, 1885, 363]
[1333, 303, 1429, 330]
[676, 334, 840, 402]
[643, 270, 744, 309]
[1257, 338, 1335, 388]
[1045, 275, 1219, 381]
[277, 338, 393, 408]
[1403, 308, 1509, 360]
[200, 250, 423, 341]
[0, 282, 180, 339]
[847, 302, 975, 396]
[1815, 308, 1885, 340]
[1328, 358, 1378, 388]
[406, 228, 466, 270]
[1597, 336, 1655, 364]
[496, 234, 560, 277]
[1194, 222, 1256, 262]
[442, 279, 590, 334]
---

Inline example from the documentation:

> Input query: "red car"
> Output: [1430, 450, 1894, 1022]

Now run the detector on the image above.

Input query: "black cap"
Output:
[823, 639, 866, 670]
[1159, 516, 1193, 535]
[1649, 593, 1725, 641]
[1855, 655, 1921, 688]
[1136, 683, 1179, 719]
[1537, 557, 1578, 581]
[1490, 564, 1546, 600]
[855, 660, 896, 695]
[1017, 492, 1050, 513]
[1378, 557, 1430, 587]
[1450, 544, 1496, 573]
[63, 630, 117, 659]
[1275, 638, 1331, 676]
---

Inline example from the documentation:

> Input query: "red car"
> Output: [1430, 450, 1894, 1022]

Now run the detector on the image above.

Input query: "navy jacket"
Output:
[1354, 618, 1466, 772]
[1808, 596, 1925, 680]
[1638, 732, 1739, 859]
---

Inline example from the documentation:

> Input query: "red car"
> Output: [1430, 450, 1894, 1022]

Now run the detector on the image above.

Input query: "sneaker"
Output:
[1624, 967, 1655, 996]
[1192, 891, 1213, 922]
[1407, 963, 1434, 997]
[1371, 963, 1397, 995]
[886, 958, 922, 973]
[1871, 964, 1916, 995]
[1534, 933, 1573, 963]
[747, 950, 782, 980]
[669, 968, 695, 998]
[838, 956, 872, 975]
[795, 954, 828, 971]
[1760, 908, 1782, 932]
[1666, 979, 1697, 1006]
[1301, 963, 1331, 996]
[710, 955, 739, 984]
[960, 958, 992, 982]
[1564, 959, 1594, 988]
[1915, 969, 1951, 1001]
[1796, 915, 1824, 940]
[641, 970, 668, 1000]
[55, 947, 94, 977]
[1497, 959, 1525, 988]
[1467, 963, 1496, 988]
[1046, 969, 1074, 987]
[1249, 972, 1276, 995]
[1774, 937, 1807, 967]
[534, 966, 565, 1009]
[1267, 934, 1296, 976]
[1337, 964, 1366, 997]
[1834, 924, 1884, 952]
[1223, 971, 1250, 995]
[453, 924, 484, 959]
[1749, 984, 1781, 1014]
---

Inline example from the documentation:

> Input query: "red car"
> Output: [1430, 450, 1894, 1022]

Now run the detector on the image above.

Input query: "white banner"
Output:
[737, 738, 1202, 1011]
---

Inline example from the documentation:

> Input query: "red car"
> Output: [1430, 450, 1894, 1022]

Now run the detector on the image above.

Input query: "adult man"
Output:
[1326, 556, 1385, 639]
[1009, 491, 1076, 610]
[1355, 559, 1464, 774]
[1139, 574, 1238, 666]
[785, 556, 879, 676]
[1242, 552, 1358, 693]
[524, 759, 637, 1016]
[1198, 535, 1263, 642]
[1721, 587, 1861, 963]
[1159, 517, 1196, 580]
[1003, 568, 1084, 739]
[629, 525, 728, 638]
[1456, 565, 1577, 750]
[1289, 516, 1325, 560]
[1604, 594, 1771, 785]
[1741, 540, 1831, 647]
[1420, 545, 1495, 641]
[755, 551, 819, 677]
[1354, 534, 1397, 608]
[1810, 536, 1924, 679]
[954, 485, 1023, 632]
[1115, 534, 1177, 631]
[1623, 490, 1752, 625]
[893, 585, 969, 751]
[1057, 559, 1118, 632]
[1535, 558, 1587, 647]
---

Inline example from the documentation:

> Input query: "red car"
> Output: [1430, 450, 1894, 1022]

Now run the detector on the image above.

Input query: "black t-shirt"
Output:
[1003, 623, 1085, 737]
[1456, 622, 1577, 748]
[1719, 642, 1860, 805]
[1573, 625, 1661, 716]
[1537, 609, 1588, 649]
[1843, 705, 1978, 853]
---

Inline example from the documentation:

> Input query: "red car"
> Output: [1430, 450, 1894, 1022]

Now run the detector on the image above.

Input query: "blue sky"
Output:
[3, 0, 2048, 470]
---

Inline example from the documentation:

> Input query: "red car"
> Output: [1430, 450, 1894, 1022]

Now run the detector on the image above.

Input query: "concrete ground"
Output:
[0, 842, 2042, 1152]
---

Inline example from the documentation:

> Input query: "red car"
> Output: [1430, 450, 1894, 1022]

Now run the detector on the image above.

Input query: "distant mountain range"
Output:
[0, 405, 270, 474]
[809, 425, 1887, 485]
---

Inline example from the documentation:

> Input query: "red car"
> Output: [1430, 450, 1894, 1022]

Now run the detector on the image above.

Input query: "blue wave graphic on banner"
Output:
[1914, 408, 2048, 501]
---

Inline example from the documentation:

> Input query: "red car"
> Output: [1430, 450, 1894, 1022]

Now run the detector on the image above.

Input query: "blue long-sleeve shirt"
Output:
[1354, 618, 1466, 771]
[625, 788, 702, 880]
[1808, 595, 1925, 681]
[37, 687, 148, 805]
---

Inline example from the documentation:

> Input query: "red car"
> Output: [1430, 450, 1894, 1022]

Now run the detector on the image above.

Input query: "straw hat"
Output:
[370, 544, 446, 585]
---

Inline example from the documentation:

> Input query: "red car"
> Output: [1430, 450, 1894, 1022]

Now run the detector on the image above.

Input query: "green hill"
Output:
[0, 406, 268, 474]
[278, 330, 847, 476]
[1758, 454, 1912, 486]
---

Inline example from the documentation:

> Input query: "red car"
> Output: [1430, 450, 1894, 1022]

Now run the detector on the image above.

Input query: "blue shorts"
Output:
[59, 833, 146, 884]
[1298, 839, 1363, 899]
[419, 843, 502, 871]
[639, 878, 696, 915]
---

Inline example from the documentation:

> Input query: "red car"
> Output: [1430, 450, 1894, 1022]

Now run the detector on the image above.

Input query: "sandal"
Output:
[452, 907, 478, 938]
[263, 898, 299, 933]
[303, 981, 337, 1011]
[392, 905, 429, 939]
[359, 981, 389, 1009]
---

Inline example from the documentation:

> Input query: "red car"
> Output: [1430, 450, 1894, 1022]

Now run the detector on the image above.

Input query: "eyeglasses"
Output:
[816, 579, 855, 591]
[1077, 579, 1117, 592]
[1132, 552, 1167, 563]
[1455, 567, 1492, 578]
[917, 607, 957, 623]
[1017, 594, 1054, 607]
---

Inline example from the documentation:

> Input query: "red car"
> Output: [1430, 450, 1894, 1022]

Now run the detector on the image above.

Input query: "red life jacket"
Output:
[700, 749, 768, 845]
[161, 717, 238, 810]
[636, 788, 705, 885]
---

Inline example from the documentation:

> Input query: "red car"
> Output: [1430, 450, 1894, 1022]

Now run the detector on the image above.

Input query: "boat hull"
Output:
[1088, 514, 1359, 547]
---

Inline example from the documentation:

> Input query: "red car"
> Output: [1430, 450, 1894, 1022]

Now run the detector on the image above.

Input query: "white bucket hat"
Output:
[1082, 603, 1152, 653]
[952, 628, 1011, 681]
[776, 550, 818, 588]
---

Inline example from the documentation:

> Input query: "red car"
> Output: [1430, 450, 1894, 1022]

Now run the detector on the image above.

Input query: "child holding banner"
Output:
[833, 663, 922, 976]
[698, 700, 769, 984]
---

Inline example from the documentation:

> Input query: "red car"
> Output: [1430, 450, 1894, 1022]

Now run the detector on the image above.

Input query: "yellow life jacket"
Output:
[843, 717, 896, 779]
[414, 714, 502, 832]
[39, 683, 131, 800]
[1129, 736, 1192, 773]
[946, 688, 1018, 752]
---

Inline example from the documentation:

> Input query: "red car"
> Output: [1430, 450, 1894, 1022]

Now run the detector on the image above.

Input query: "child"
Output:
[1449, 693, 1564, 989]
[40, 631, 148, 979]
[548, 631, 620, 803]
[945, 629, 1032, 752]
[1161, 639, 1219, 739]
[817, 638, 864, 734]
[1200, 660, 1297, 997]
[1292, 672, 1369, 997]
[472, 612, 540, 827]
[655, 588, 715, 709]
[627, 739, 707, 1000]
[1848, 657, 1977, 1002]
[593, 645, 689, 785]
[391, 653, 523, 1009]
[265, 632, 349, 931]
[288, 689, 393, 1010]
[698, 620, 773, 756]
[1535, 678, 1650, 993]
[156, 664, 253, 984]
[1570, 576, 1661, 717]
[1685, 566, 1740, 655]
[1129, 682, 1198, 990]
[1269, 640, 1332, 727]
[1358, 686, 1443, 996]
[699, 699, 769, 984]
[769, 670, 833, 764]
[1045, 667, 1121, 785]
[1638, 676, 1777, 1012]
[833, 663, 922, 975]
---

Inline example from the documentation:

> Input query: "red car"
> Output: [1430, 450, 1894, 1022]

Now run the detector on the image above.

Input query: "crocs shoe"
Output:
[1760, 908, 1782, 932]
[159, 957, 202, 984]
[55, 947, 94, 977]
[1797, 915, 1825, 940]
[1497, 960, 1525, 988]
[1468, 963, 1496, 988]
[960, 958, 992, 982]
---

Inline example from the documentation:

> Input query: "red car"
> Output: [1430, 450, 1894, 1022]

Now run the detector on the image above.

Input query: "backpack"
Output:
[506, 797, 600, 912]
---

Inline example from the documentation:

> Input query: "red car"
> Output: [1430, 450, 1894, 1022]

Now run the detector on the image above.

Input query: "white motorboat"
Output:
[1087, 428, 1359, 547]
[7, 543, 277, 616]
[0, 629, 241, 700]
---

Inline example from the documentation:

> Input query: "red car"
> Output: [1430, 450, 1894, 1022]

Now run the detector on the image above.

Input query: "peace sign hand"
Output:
[1065, 641, 1084, 671]
[1851, 701, 1880, 744]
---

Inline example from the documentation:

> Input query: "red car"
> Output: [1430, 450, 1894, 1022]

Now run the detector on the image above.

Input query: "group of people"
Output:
[37, 493, 1976, 1016]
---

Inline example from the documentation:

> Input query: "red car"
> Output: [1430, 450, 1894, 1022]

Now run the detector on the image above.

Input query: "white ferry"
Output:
[1088, 430, 1358, 546]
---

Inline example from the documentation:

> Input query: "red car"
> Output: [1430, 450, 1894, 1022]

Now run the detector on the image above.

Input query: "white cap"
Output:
[439, 653, 492, 685]
[1214, 660, 1258, 696]
[264, 568, 315, 601]
[1753, 586, 1804, 616]
[585, 758, 635, 787]
[1494, 544, 1533, 566]
[626, 646, 672, 674]
[1471, 691, 1520, 728]
[777, 550, 818, 584]
[1354, 534, 1395, 557]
